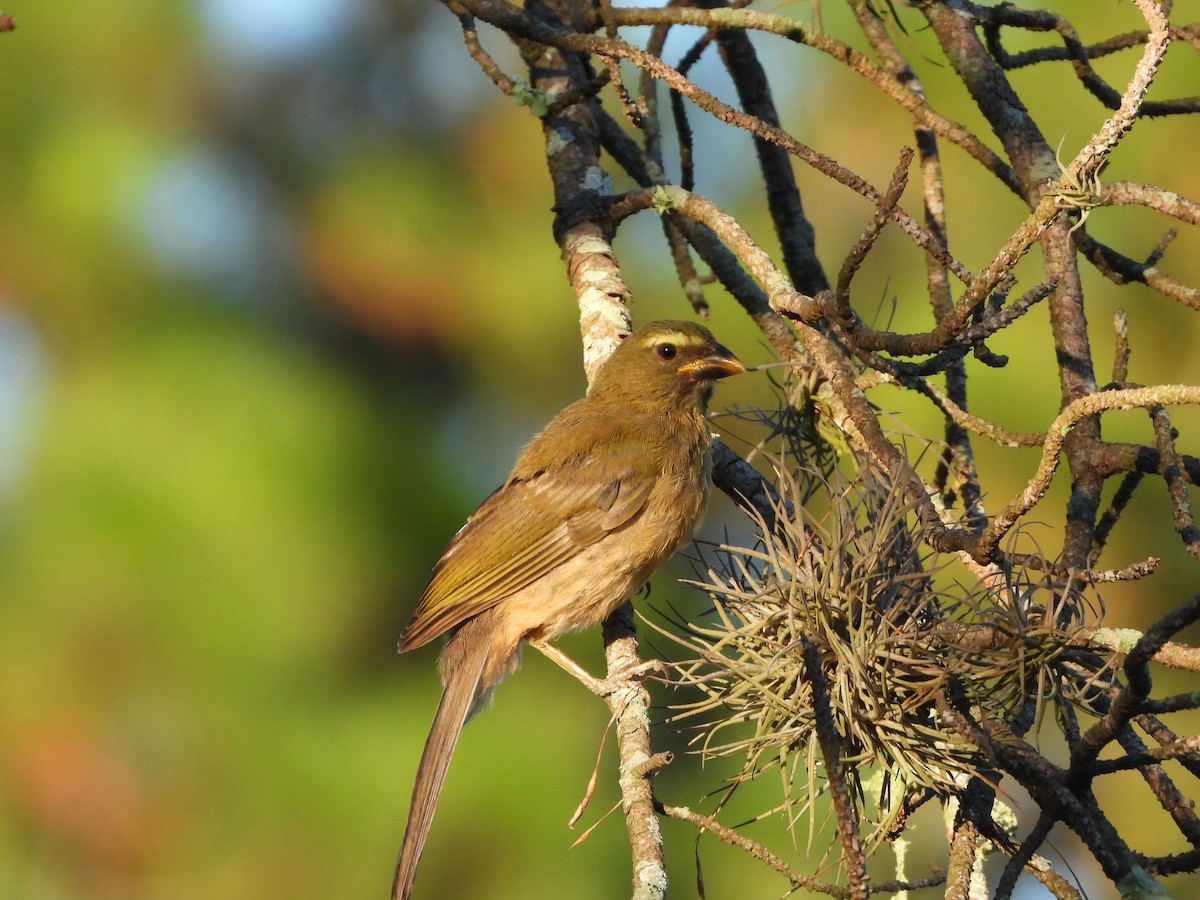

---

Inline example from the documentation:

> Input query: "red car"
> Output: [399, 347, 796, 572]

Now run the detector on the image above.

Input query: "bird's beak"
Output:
[678, 342, 746, 379]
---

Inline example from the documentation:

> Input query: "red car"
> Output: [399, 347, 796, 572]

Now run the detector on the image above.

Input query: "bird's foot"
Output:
[592, 658, 665, 697]
[528, 639, 663, 696]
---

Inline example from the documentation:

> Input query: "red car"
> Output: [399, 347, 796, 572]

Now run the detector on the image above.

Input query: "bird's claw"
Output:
[592, 658, 665, 697]
[528, 639, 664, 696]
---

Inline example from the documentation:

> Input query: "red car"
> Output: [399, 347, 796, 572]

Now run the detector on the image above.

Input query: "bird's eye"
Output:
[656, 342, 677, 361]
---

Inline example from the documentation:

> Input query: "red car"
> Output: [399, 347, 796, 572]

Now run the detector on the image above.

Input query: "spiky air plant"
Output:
[654, 458, 1119, 874]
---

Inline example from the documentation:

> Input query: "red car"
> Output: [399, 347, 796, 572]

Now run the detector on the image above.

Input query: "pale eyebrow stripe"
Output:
[645, 332, 690, 347]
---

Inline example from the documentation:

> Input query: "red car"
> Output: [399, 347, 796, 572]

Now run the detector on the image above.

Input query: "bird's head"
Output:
[588, 320, 745, 411]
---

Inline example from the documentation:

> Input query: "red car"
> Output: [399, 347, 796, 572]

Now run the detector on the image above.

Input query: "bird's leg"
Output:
[528, 639, 604, 692]
[528, 639, 662, 696]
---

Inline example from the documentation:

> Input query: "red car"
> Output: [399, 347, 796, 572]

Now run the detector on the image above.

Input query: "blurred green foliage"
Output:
[0, 0, 1197, 897]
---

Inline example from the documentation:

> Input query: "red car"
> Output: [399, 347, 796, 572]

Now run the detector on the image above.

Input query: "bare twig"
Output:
[980, 386, 1200, 557]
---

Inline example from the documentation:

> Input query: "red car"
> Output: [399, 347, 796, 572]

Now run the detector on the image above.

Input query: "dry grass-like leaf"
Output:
[655, 457, 1119, 865]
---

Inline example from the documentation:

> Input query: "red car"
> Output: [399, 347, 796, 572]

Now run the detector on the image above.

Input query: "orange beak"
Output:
[678, 342, 745, 379]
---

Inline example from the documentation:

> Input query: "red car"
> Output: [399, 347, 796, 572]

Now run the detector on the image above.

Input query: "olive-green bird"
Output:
[392, 320, 744, 899]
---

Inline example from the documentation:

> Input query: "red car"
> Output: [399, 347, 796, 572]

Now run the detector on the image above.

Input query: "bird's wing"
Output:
[399, 459, 655, 651]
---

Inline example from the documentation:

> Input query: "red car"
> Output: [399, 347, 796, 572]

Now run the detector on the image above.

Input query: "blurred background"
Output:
[0, 0, 1197, 897]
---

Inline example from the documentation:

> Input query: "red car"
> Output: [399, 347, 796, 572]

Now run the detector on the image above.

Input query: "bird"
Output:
[392, 319, 744, 899]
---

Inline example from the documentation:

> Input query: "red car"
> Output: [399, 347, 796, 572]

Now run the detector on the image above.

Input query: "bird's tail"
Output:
[392, 645, 487, 900]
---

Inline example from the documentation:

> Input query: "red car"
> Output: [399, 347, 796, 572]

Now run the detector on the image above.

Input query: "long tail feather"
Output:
[392, 647, 487, 900]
